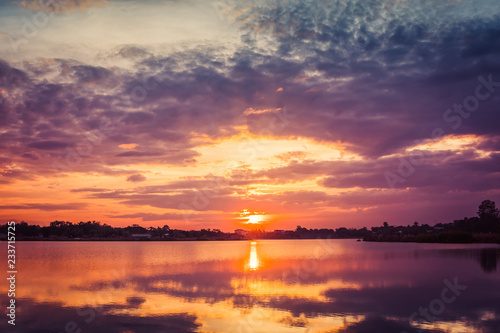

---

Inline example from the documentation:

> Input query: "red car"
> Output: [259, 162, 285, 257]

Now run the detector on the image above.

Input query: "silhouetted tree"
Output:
[478, 200, 499, 219]
[476, 200, 499, 233]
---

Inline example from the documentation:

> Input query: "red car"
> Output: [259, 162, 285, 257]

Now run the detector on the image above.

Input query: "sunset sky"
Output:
[0, 0, 499, 231]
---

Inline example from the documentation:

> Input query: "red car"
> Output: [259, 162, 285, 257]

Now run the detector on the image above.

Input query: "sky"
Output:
[0, 0, 499, 231]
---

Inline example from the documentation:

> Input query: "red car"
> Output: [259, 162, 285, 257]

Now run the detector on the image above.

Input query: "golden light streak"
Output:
[406, 134, 492, 158]
[247, 241, 260, 271]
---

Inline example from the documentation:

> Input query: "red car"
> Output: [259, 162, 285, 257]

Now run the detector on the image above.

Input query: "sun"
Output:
[248, 215, 263, 224]
[238, 209, 269, 225]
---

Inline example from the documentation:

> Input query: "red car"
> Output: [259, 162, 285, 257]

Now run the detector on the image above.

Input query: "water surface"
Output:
[2, 240, 500, 332]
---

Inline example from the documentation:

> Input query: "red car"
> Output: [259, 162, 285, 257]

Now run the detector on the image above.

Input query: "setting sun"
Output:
[238, 209, 270, 225]
[248, 215, 264, 224]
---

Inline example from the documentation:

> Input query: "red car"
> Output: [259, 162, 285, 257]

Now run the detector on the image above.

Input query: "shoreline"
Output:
[2, 236, 499, 244]
[363, 232, 500, 244]
[0, 237, 361, 242]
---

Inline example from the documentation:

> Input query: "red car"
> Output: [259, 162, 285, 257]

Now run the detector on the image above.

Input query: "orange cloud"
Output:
[119, 143, 139, 150]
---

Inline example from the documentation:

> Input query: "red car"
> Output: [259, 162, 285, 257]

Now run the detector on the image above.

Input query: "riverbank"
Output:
[1, 235, 361, 242]
[364, 231, 500, 244]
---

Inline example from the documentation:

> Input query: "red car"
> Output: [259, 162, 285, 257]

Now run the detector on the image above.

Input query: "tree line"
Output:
[1, 200, 499, 242]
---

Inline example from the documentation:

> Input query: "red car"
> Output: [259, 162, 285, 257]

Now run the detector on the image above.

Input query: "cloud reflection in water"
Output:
[2, 240, 499, 333]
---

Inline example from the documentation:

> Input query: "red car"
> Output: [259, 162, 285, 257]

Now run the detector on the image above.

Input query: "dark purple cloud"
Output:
[27, 141, 71, 150]
[70, 188, 108, 193]
[0, 296, 200, 333]
[20, 152, 39, 160]
[116, 151, 162, 157]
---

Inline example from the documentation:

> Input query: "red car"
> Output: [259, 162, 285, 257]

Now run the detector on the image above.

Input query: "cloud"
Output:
[60, 245, 500, 332]
[27, 140, 71, 150]
[123, 111, 155, 125]
[334, 316, 442, 333]
[255, 148, 500, 192]
[20, 152, 39, 160]
[274, 151, 308, 162]
[126, 296, 146, 308]
[70, 187, 108, 192]
[0, 296, 200, 333]
[0, 168, 34, 182]
[225, 0, 500, 157]
[0, 203, 88, 211]
[0, 59, 28, 88]
[116, 151, 162, 157]
[116, 45, 152, 60]
[20, 0, 108, 13]
[108, 212, 186, 221]
[127, 173, 146, 182]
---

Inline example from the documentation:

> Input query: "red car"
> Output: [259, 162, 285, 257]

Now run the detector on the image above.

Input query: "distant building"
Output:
[131, 233, 152, 239]
[235, 229, 249, 236]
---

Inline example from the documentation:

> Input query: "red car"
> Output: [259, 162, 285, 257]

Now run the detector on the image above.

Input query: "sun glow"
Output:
[239, 209, 269, 225]
[248, 215, 264, 224]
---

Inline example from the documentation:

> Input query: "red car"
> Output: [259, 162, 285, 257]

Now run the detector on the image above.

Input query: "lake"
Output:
[2, 240, 500, 332]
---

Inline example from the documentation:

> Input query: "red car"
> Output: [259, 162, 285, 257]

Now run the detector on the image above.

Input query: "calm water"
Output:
[2, 240, 500, 333]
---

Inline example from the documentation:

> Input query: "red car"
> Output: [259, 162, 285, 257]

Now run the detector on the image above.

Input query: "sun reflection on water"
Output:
[10, 241, 498, 333]
[246, 241, 260, 271]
